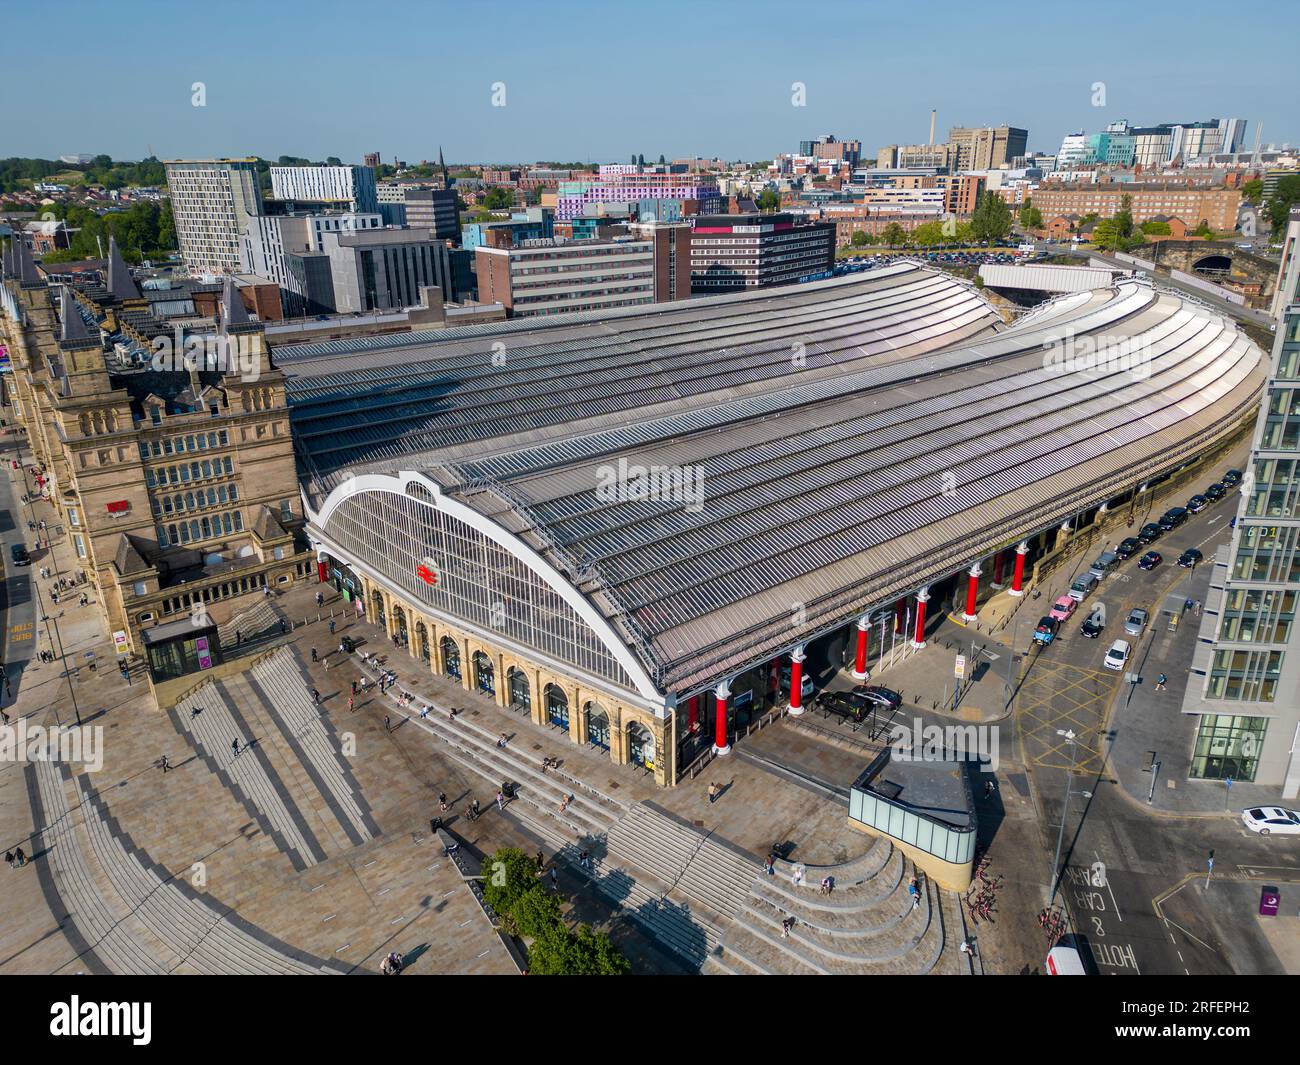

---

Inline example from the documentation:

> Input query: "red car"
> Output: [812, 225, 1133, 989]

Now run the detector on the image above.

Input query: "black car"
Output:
[1138, 551, 1163, 570]
[1080, 613, 1105, 638]
[1187, 495, 1209, 513]
[1138, 523, 1162, 544]
[852, 685, 903, 711]
[1222, 469, 1243, 486]
[1116, 537, 1141, 559]
[1178, 548, 1203, 568]
[1205, 483, 1227, 501]
[819, 691, 868, 723]
[1159, 507, 1188, 531]
[9, 543, 30, 567]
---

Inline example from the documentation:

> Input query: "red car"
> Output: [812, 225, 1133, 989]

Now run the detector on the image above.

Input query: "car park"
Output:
[1138, 551, 1162, 570]
[1222, 469, 1243, 486]
[1240, 807, 1300, 836]
[1068, 573, 1098, 601]
[1158, 507, 1188, 530]
[1178, 548, 1203, 568]
[1049, 595, 1077, 621]
[1186, 495, 1208, 513]
[1205, 483, 1227, 501]
[1115, 537, 1141, 560]
[1137, 523, 1162, 544]
[1033, 616, 1059, 646]
[1123, 607, 1149, 636]
[1103, 639, 1131, 671]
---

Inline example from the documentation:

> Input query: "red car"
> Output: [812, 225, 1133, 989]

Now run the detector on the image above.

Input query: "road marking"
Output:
[1096, 849, 1124, 922]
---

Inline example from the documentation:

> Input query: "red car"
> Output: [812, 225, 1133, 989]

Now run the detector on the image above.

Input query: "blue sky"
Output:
[6, 0, 1297, 165]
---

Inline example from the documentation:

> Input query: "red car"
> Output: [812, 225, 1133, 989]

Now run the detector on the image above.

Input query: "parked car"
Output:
[1049, 595, 1078, 621]
[1205, 483, 1227, 501]
[1088, 551, 1119, 580]
[9, 543, 30, 567]
[1080, 608, 1105, 639]
[820, 691, 868, 723]
[1033, 616, 1059, 646]
[1138, 551, 1163, 570]
[1159, 507, 1188, 531]
[1187, 495, 1209, 513]
[1222, 469, 1243, 486]
[1123, 608, 1149, 636]
[1138, 523, 1162, 544]
[1241, 807, 1300, 836]
[852, 685, 903, 711]
[1177, 548, 1203, 568]
[1068, 573, 1098, 602]
[1115, 538, 1141, 560]
[1103, 639, 1131, 671]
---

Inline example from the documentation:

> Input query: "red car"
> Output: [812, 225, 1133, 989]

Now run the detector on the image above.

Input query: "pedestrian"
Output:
[579, 850, 592, 870]
[328, 620, 336, 636]
[14, 846, 25, 867]
[439, 792, 448, 813]
[471, 798, 481, 820]
[232, 738, 241, 758]
[1194, 600, 1201, 617]
[279, 619, 287, 635]
[708, 781, 718, 804]
[559, 794, 571, 815]
[497, 733, 508, 749]
[79, 594, 88, 607]
[324, 656, 331, 671]
[0, 710, 8, 726]
[549, 867, 558, 889]
[315, 591, 324, 608]
[1184, 597, 1194, 613]
[908, 876, 921, 909]
[821, 876, 834, 896]
[764, 853, 776, 876]
[384, 715, 391, 731]
[350, 679, 357, 696]
[1156, 673, 1167, 691]
[159, 755, 171, 773]
[348, 696, 354, 713]
[496, 789, 504, 811]
[311, 688, 320, 705]
[984, 780, 995, 798]
[959, 940, 974, 958]
[781, 917, 794, 938]
[466, 800, 476, 823]
[792, 863, 805, 888]
[4, 851, 13, 869]
[311, 648, 318, 663]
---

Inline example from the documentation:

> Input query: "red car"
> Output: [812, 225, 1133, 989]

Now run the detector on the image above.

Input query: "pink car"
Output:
[1049, 595, 1077, 621]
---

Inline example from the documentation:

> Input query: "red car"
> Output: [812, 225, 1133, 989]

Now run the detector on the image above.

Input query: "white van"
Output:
[1045, 944, 1088, 975]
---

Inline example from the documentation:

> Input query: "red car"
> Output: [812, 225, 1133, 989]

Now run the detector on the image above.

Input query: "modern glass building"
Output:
[1183, 208, 1300, 797]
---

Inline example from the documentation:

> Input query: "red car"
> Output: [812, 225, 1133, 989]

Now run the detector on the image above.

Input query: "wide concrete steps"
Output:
[605, 803, 758, 921]
[217, 598, 283, 645]
[249, 648, 379, 845]
[172, 679, 325, 869]
[72, 774, 338, 974]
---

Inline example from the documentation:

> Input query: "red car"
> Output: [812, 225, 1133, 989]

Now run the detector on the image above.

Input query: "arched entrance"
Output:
[473, 650, 495, 696]
[440, 636, 461, 680]
[507, 666, 531, 710]
[1192, 253, 1232, 276]
[544, 683, 569, 731]
[371, 590, 386, 628]
[392, 606, 408, 649]
[584, 701, 610, 751]
[628, 721, 655, 770]
[416, 622, 430, 665]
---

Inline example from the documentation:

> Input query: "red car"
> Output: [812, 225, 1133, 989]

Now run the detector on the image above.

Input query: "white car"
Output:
[1103, 639, 1130, 671]
[1241, 807, 1300, 836]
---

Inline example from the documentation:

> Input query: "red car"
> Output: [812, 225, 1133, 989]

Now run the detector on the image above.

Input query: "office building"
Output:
[476, 236, 665, 316]
[949, 126, 1028, 171]
[1031, 183, 1241, 231]
[164, 159, 264, 275]
[557, 170, 723, 221]
[689, 213, 835, 293]
[376, 186, 459, 241]
[323, 227, 455, 312]
[240, 211, 385, 316]
[269, 165, 379, 214]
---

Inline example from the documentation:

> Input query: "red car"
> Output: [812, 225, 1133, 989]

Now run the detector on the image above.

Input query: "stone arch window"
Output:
[584, 701, 610, 751]
[507, 666, 531, 710]
[628, 722, 655, 770]
[371, 589, 386, 628]
[544, 683, 569, 731]
[415, 622, 430, 664]
[440, 636, 461, 680]
[392, 606, 408, 649]
[473, 650, 495, 696]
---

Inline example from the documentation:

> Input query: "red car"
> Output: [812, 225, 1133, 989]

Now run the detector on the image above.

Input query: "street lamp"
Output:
[1049, 728, 1092, 905]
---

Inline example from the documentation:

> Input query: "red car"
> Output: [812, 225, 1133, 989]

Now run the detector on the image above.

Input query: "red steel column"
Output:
[788, 646, 806, 716]
[852, 615, 870, 680]
[713, 681, 732, 755]
[991, 550, 1006, 589]
[895, 598, 906, 634]
[687, 694, 699, 733]
[962, 563, 983, 622]
[911, 589, 931, 649]
[1009, 542, 1029, 597]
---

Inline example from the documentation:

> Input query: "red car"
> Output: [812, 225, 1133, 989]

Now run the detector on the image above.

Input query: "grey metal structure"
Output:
[284, 265, 1266, 702]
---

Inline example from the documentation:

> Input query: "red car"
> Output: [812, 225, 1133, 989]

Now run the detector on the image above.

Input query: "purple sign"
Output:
[1259, 886, 1280, 917]
[196, 636, 213, 671]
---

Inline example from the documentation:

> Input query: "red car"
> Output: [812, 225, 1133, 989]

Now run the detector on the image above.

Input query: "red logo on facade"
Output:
[416, 563, 439, 586]
[106, 500, 131, 514]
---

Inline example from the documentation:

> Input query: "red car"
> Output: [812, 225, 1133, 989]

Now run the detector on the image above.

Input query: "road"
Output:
[1010, 456, 1298, 975]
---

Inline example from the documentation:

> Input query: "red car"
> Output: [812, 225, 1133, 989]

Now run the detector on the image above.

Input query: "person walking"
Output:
[497, 733, 508, 749]
[14, 846, 25, 867]
[495, 789, 505, 811]
[351, 679, 358, 697]
[231, 738, 241, 758]
[908, 876, 921, 909]
[1155, 673, 1167, 691]
[347, 696, 354, 713]
[438, 792, 448, 813]
[159, 755, 171, 773]
[549, 867, 558, 890]
[383, 715, 391, 732]
[708, 781, 718, 804]
[315, 591, 324, 608]
[471, 798, 481, 821]
[311, 688, 320, 706]
[328, 619, 336, 637]
[311, 648, 318, 663]
[960, 939, 974, 958]
[5, 851, 14, 869]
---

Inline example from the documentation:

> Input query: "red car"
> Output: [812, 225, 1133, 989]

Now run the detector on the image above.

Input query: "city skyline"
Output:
[6, 0, 1297, 165]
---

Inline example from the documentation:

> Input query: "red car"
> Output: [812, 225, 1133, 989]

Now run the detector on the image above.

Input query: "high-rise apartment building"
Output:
[269, 164, 379, 214]
[689, 213, 835, 294]
[164, 159, 264, 275]
[1179, 208, 1300, 798]
[948, 126, 1028, 171]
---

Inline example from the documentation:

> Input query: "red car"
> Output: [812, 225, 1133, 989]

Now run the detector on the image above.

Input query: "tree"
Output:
[910, 221, 946, 247]
[1140, 220, 1171, 236]
[849, 230, 869, 248]
[1242, 178, 1263, 205]
[1266, 174, 1300, 233]
[511, 886, 562, 938]
[658, 154, 666, 165]
[480, 848, 538, 917]
[1018, 199, 1043, 229]
[637, 154, 645, 168]
[970, 190, 1012, 242]
[756, 188, 780, 213]
[879, 222, 907, 247]
[526, 923, 629, 975]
